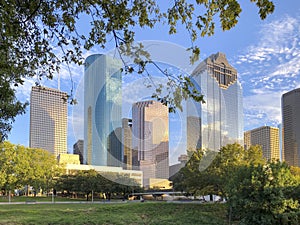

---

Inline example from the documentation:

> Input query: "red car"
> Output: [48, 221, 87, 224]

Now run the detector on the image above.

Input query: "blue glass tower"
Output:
[84, 54, 122, 166]
[187, 52, 243, 152]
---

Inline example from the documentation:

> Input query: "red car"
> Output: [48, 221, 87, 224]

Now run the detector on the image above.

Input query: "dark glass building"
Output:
[282, 88, 300, 167]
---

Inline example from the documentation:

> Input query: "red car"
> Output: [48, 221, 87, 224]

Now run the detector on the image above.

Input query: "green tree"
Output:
[0, 0, 275, 139]
[171, 148, 217, 196]
[171, 143, 265, 198]
[0, 142, 59, 195]
[227, 161, 300, 225]
[206, 143, 265, 198]
[112, 174, 143, 199]
[56, 170, 104, 201]
[56, 170, 141, 201]
[0, 79, 28, 141]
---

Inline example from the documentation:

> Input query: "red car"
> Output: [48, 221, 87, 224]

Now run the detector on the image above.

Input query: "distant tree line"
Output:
[55, 170, 142, 201]
[0, 142, 142, 199]
[171, 143, 300, 225]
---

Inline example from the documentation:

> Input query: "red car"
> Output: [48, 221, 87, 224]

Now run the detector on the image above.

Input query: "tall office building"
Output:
[132, 100, 169, 187]
[73, 139, 84, 164]
[122, 118, 135, 170]
[84, 54, 122, 166]
[29, 86, 68, 156]
[282, 88, 300, 167]
[244, 126, 280, 161]
[187, 52, 243, 152]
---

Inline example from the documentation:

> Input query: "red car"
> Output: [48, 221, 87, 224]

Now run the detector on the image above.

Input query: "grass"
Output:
[0, 202, 228, 225]
[0, 196, 85, 203]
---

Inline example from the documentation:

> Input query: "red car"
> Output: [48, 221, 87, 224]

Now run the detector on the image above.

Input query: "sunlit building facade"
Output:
[187, 52, 243, 152]
[282, 88, 300, 167]
[29, 86, 68, 156]
[122, 118, 134, 170]
[84, 54, 122, 166]
[244, 126, 280, 161]
[132, 100, 169, 187]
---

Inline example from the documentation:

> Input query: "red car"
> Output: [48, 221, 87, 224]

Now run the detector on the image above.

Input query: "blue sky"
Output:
[7, 0, 300, 164]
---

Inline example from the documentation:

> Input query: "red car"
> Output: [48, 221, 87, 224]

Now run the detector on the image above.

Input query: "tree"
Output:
[205, 143, 265, 198]
[171, 143, 265, 198]
[55, 170, 141, 201]
[227, 161, 300, 225]
[171, 148, 217, 196]
[0, 142, 59, 195]
[0, 0, 275, 139]
[0, 79, 28, 141]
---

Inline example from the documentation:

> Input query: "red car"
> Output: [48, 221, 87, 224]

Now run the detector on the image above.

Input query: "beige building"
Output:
[244, 126, 280, 161]
[132, 100, 169, 188]
[122, 118, 133, 170]
[29, 86, 67, 156]
[58, 153, 81, 165]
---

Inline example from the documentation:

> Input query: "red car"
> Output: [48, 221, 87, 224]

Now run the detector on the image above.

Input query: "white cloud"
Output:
[234, 15, 300, 130]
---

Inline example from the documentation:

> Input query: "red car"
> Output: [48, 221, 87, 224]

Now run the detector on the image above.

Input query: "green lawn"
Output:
[0, 202, 228, 225]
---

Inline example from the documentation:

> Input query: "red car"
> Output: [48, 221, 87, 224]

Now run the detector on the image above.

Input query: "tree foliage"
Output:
[172, 143, 265, 197]
[0, 79, 28, 141]
[0, 0, 275, 140]
[55, 170, 141, 201]
[172, 143, 300, 224]
[0, 141, 60, 193]
[227, 161, 300, 225]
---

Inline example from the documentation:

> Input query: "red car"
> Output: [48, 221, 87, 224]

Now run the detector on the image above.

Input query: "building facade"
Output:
[73, 139, 84, 164]
[282, 88, 300, 167]
[132, 100, 169, 187]
[29, 86, 67, 156]
[187, 52, 243, 152]
[84, 54, 122, 166]
[122, 118, 135, 170]
[244, 126, 280, 161]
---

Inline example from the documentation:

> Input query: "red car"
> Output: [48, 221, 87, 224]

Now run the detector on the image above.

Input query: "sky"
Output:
[7, 0, 300, 165]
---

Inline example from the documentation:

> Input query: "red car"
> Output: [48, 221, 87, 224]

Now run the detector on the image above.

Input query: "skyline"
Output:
[7, 1, 300, 164]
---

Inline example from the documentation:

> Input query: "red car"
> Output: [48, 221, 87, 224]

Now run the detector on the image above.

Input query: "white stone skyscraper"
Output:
[132, 100, 169, 187]
[29, 86, 68, 156]
[187, 52, 244, 152]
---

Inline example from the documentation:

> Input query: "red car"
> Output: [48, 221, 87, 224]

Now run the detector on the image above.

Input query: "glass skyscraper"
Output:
[29, 86, 68, 156]
[282, 88, 300, 167]
[84, 54, 122, 166]
[187, 52, 243, 152]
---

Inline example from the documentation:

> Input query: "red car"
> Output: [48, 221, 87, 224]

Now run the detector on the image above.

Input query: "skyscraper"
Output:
[29, 86, 67, 156]
[132, 100, 169, 187]
[187, 52, 243, 152]
[73, 139, 84, 164]
[84, 54, 122, 166]
[122, 118, 134, 170]
[244, 126, 280, 161]
[282, 88, 300, 167]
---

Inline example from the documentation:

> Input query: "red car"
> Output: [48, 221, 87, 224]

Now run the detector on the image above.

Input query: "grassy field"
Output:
[0, 202, 228, 225]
